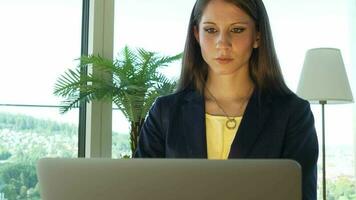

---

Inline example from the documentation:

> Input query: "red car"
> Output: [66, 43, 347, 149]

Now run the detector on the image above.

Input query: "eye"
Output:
[231, 27, 245, 33]
[203, 27, 217, 34]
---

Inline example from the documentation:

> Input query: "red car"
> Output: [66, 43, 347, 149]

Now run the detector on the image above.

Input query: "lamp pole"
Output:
[320, 100, 327, 200]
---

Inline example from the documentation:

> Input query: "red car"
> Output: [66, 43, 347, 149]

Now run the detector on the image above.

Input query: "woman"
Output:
[135, 0, 318, 199]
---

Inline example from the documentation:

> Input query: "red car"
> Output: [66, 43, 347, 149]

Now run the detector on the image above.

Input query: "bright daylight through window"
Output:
[0, 1, 81, 199]
[263, 0, 356, 198]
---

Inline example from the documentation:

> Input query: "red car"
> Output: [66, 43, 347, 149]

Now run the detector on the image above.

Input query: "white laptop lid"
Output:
[37, 158, 301, 200]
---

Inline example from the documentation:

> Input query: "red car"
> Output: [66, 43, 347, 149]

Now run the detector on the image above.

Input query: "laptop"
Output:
[37, 158, 301, 200]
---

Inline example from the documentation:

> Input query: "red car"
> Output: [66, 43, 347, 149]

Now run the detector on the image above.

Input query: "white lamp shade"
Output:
[297, 48, 354, 104]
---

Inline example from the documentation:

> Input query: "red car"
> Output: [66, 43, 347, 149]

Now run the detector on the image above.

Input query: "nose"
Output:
[216, 33, 232, 50]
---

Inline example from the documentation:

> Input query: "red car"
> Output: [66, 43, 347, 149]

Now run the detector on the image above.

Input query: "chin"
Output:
[209, 65, 244, 76]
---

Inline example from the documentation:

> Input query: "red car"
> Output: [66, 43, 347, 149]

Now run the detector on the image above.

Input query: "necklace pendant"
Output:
[226, 118, 237, 130]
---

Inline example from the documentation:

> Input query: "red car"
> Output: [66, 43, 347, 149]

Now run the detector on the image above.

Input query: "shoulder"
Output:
[154, 87, 200, 108]
[271, 91, 311, 113]
[262, 91, 313, 125]
[270, 92, 315, 134]
[147, 88, 200, 132]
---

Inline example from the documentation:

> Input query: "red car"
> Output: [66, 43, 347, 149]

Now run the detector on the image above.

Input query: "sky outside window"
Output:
[0, 0, 82, 124]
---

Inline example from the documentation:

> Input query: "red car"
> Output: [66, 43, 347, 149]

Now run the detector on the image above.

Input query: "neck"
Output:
[205, 68, 254, 101]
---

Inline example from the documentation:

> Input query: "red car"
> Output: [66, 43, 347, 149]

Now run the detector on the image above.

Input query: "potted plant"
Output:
[54, 46, 182, 156]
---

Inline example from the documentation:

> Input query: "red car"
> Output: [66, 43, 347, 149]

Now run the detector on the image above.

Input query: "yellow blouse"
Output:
[205, 113, 242, 160]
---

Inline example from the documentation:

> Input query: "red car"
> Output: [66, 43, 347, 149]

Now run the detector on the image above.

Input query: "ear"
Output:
[253, 32, 260, 48]
[193, 25, 200, 43]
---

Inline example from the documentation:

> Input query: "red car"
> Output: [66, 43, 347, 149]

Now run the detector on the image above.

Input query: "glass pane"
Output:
[0, 0, 82, 105]
[263, 0, 356, 199]
[0, 0, 82, 199]
[0, 106, 79, 200]
[113, 0, 196, 157]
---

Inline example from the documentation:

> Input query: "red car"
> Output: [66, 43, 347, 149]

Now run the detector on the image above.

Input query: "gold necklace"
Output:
[205, 87, 252, 130]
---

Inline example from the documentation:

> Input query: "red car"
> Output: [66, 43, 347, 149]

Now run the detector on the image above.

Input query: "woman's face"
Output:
[194, 0, 259, 76]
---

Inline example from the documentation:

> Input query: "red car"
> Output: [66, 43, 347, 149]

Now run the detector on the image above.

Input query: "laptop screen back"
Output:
[37, 158, 301, 200]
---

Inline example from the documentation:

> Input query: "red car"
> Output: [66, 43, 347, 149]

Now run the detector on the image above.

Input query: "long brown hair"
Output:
[177, 0, 291, 96]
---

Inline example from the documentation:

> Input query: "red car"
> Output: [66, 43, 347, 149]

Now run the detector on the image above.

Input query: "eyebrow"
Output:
[202, 21, 249, 25]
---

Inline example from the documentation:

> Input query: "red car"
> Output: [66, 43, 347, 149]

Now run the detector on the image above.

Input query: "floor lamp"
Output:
[297, 48, 354, 200]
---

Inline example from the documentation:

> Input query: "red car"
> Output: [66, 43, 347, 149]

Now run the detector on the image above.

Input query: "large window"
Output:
[263, 0, 356, 199]
[4, 0, 350, 199]
[0, 1, 82, 199]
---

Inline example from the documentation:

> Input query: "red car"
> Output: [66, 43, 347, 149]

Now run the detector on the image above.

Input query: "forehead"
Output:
[200, 0, 253, 24]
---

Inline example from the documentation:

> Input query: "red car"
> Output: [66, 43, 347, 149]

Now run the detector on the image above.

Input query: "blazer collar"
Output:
[181, 89, 207, 158]
[180, 88, 273, 158]
[229, 89, 272, 158]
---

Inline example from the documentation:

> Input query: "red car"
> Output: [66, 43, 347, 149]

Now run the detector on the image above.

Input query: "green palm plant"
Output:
[54, 46, 182, 156]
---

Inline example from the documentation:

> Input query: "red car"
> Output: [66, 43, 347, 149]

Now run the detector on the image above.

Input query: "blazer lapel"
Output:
[229, 89, 272, 158]
[180, 90, 207, 158]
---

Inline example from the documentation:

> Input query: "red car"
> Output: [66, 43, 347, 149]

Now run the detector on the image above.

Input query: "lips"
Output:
[215, 57, 233, 64]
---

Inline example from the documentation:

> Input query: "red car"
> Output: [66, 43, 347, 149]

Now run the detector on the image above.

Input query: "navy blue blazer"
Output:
[134, 87, 319, 200]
